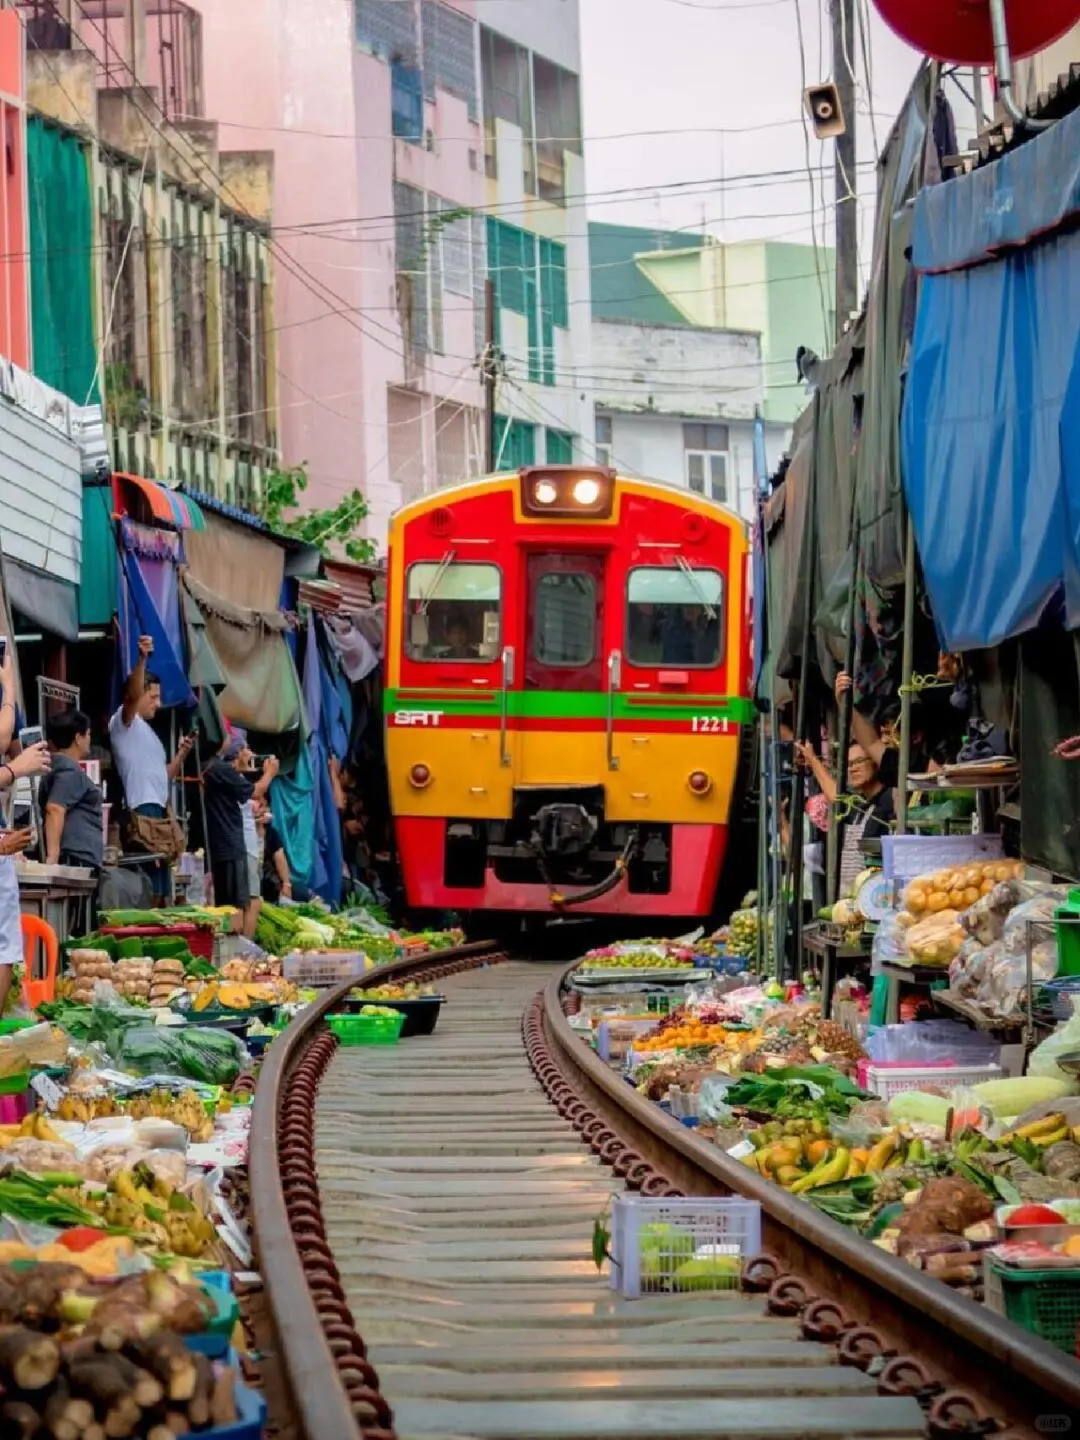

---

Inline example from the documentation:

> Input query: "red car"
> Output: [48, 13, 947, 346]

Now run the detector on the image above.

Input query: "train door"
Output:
[517, 553, 606, 786]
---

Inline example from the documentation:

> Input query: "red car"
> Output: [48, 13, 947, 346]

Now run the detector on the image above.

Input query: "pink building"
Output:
[190, 0, 592, 543]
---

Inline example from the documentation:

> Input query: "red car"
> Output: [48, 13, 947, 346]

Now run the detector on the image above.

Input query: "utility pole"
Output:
[483, 279, 497, 473]
[832, 0, 857, 340]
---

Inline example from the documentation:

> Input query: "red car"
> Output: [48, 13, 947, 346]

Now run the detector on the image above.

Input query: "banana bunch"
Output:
[125, 1088, 214, 1142]
[105, 1170, 216, 1256]
[56, 1092, 120, 1123]
[1000, 1113, 1080, 1148]
[0, 1111, 68, 1146]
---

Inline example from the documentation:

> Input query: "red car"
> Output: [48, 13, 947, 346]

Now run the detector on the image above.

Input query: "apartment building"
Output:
[189, 0, 591, 545]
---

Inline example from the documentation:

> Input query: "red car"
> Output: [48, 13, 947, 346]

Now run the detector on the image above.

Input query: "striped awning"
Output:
[112, 472, 206, 531]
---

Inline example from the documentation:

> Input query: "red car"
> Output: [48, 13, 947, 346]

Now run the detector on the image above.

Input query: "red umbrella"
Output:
[872, 0, 1080, 64]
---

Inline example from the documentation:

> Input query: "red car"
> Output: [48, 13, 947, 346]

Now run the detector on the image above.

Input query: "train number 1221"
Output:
[691, 715, 725, 733]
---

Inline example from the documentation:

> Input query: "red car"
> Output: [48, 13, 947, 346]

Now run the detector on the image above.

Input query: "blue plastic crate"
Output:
[205, 1374, 266, 1439]
[185, 1271, 240, 1358]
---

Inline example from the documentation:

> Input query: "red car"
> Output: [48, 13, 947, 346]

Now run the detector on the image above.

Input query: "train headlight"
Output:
[409, 764, 432, 789]
[688, 770, 713, 796]
[520, 466, 614, 518]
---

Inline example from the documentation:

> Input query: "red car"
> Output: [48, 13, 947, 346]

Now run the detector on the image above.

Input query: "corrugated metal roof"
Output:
[324, 558, 381, 614]
[946, 63, 1080, 175]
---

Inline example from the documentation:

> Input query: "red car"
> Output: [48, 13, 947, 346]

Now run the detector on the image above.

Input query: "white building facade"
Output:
[590, 317, 787, 522]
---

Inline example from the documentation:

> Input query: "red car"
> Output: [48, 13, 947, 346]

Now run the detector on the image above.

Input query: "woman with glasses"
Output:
[794, 739, 896, 896]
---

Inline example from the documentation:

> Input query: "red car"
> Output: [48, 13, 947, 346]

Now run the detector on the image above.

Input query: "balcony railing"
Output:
[17, 0, 203, 121]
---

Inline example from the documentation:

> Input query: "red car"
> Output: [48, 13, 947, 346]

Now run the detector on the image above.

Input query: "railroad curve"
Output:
[250, 949, 1080, 1440]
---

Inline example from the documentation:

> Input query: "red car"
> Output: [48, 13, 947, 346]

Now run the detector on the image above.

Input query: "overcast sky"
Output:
[577, 0, 972, 287]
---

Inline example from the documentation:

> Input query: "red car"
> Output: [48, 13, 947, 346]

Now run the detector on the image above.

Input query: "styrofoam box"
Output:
[609, 1194, 761, 1299]
[879, 833, 1004, 885]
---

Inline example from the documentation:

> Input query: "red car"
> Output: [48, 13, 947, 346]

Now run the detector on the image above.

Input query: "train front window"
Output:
[533, 572, 597, 667]
[405, 562, 501, 662]
[626, 566, 723, 667]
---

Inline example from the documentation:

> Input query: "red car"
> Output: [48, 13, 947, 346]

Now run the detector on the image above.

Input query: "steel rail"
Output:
[249, 940, 501, 1440]
[540, 961, 1080, 1438]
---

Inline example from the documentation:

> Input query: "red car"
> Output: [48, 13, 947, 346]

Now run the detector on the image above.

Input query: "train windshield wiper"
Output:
[676, 556, 717, 620]
[418, 548, 457, 615]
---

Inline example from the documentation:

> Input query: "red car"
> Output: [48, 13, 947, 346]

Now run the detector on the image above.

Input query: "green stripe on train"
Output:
[385, 690, 755, 724]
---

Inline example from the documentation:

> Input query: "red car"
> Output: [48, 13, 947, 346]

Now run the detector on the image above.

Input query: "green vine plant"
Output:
[104, 361, 146, 430]
[261, 461, 375, 563]
[400, 204, 474, 273]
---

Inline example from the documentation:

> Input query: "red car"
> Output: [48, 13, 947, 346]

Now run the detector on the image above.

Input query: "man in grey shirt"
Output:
[41, 709, 103, 873]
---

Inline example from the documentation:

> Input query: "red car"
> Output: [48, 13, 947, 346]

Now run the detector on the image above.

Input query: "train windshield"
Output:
[626, 566, 723, 667]
[405, 562, 501, 661]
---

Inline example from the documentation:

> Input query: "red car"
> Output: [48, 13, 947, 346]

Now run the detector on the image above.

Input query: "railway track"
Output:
[250, 947, 1080, 1440]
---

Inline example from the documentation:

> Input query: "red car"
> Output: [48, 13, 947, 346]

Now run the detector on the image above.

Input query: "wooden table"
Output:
[802, 924, 873, 1019]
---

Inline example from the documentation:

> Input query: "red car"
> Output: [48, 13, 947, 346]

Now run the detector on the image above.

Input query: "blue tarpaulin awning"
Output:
[902, 104, 1080, 652]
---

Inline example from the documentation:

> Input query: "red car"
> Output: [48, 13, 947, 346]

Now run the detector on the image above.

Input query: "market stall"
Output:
[0, 882, 466, 1440]
[577, 858, 1080, 1358]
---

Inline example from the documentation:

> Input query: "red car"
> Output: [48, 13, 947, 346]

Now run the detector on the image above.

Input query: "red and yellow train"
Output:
[384, 465, 754, 922]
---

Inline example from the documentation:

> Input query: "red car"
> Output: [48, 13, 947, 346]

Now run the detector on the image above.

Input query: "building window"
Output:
[421, 2, 478, 120]
[532, 56, 581, 205]
[493, 415, 536, 469]
[355, 0, 419, 64]
[488, 222, 565, 384]
[683, 422, 729, 502]
[394, 182, 447, 353]
[595, 414, 612, 468]
[480, 27, 532, 183]
[391, 62, 424, 142]
[545, 428, 573, 464]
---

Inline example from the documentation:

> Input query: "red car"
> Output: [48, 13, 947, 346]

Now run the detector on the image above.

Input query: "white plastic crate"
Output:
[861, 1061, 1004, 1101]
[609, 1195, 761, 1299]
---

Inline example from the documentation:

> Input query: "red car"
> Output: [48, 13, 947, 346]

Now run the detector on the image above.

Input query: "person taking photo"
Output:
[109, 635, 194, 902]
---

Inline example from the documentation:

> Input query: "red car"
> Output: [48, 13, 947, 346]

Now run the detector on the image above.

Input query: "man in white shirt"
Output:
[108, 635, 193, 902]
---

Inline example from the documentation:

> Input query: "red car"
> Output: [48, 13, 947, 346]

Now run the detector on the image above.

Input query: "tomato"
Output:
[1006, 1204, 1064, 1227]
[57, 1227, 105, 1253]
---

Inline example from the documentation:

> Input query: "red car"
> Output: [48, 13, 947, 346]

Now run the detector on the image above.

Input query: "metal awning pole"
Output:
[897, 516, 916, 836]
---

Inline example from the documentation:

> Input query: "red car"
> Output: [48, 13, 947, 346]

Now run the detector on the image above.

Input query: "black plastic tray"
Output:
[342, 995, 445, 1037]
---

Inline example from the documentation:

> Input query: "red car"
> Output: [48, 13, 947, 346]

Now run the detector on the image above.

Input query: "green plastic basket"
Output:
[987, 1258, 1080, 1355]
[326, 1012, 404, 1046]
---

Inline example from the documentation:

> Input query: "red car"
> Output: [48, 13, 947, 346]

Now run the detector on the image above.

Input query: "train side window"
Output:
[533, 572, 597, 667]
[405, 562, 501, 661]
[626, 567, 723, 668]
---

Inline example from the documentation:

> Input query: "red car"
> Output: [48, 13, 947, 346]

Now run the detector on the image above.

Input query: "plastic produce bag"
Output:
[1001, 887, 1072, 956]
[1028, 997, 1080, 1088]
[871, 911, 908, 977]
[112, 1026, 184, 1077]
[173, 1027, 249, 1087]
[697, 1074, 737, 1125]
[978, 939, 1057, 1019]
[959, 879, 1034, 945]
[0, 1023, 69, 1078]
[903, 910, 966, 967]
